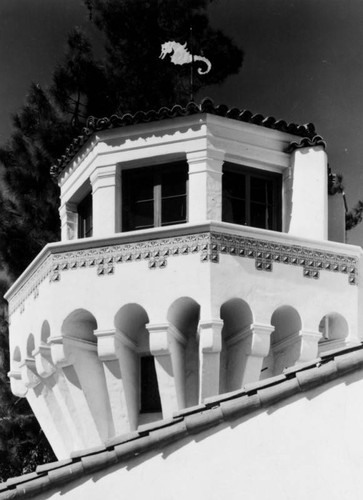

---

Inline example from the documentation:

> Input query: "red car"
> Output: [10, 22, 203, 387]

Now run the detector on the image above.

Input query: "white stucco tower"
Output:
[5, 99, 362, 459]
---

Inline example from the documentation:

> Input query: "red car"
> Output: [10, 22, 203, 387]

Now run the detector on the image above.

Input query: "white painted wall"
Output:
[32, 368, 363, 500]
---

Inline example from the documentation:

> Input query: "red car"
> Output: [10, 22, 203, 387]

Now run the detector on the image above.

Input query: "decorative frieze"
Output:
[7, 230, 358, 315]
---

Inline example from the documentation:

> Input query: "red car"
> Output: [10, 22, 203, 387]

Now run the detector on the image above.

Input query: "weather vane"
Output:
[160, 28, 211, 101]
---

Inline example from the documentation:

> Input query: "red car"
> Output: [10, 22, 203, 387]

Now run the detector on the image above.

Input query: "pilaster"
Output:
[186, 151, 224, 222]
[198, 319, 223, 401]
[59, 202, 77, 241]
[90, 164, 120, 237]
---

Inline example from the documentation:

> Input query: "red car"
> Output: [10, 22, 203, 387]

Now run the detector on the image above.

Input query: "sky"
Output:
[1, 0, 363, 244]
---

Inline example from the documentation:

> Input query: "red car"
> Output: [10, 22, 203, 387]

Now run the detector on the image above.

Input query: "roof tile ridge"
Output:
[3, 343, 363, 499]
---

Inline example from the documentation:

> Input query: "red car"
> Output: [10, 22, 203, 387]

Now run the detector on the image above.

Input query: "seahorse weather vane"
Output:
[159, 41, 212, 75]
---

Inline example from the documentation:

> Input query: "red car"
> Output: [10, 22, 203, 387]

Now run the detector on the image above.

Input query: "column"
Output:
[95, 328, 136, 434]
[33, 344, 86, 452]
[187, 151, 224, 223]
[296, 330, 322, 364]
[149, 323, 186, 418]
[227, 323, 273, 388]
[19, 358, 70, 458]
[49, 336, 103, 449]
[90, 164, 120, 237]
[59, 202, 77, 241]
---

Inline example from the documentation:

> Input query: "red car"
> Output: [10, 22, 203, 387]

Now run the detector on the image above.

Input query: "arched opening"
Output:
[114, 303, 160, 426]
[115, 303, 150, 351]
[220, 298, 254, 393]
[40, 321, 51, 345]
[62, 309, 97, 343]
[13, 346, 21, 365]
[26, 334, 35, 358]
[318, 313, 349, 354]
[261, 305, 302, 378]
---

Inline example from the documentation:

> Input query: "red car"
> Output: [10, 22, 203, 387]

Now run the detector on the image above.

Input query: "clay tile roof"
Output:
[50, 97, 321, 178]
[1, 342, 362, 499]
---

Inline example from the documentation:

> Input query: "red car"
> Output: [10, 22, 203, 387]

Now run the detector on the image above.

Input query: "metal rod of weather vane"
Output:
[190, 25, 194, 102]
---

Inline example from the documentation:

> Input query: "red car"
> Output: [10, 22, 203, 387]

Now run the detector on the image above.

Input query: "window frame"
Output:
[222, 163, 282, 231]
[122, 161, 188, 232]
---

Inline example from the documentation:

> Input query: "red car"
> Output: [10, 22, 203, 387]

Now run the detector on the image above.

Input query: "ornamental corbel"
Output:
[19, 358, 40, 389]
[48, 336, 72, 368]
[33, 345, 56, 378]
[8, 370, 28, 398]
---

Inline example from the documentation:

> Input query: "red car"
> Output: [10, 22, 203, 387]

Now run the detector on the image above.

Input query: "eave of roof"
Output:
[50, 98, 323, 179]
[1, 342, 362, 499]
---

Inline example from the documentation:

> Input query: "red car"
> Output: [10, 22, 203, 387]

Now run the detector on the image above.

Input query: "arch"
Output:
[26, 334, 35, 358]
[167, 297, 201, 408]
[261, 305, 302, 379]
[115, 303, 149, 351]
[167, 297, 200, 337]
[318, 312, 349, 353]
[40, 321, 51, 345]
[62, 309, 98, 343]
[220, 298, 254, 393]
[271, 305, 302, 344]
[13, 346, 21, 364]
[220, 298, 253, 338]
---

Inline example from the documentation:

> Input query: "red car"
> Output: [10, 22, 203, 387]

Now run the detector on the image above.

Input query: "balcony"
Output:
[6, 221, 361, 458]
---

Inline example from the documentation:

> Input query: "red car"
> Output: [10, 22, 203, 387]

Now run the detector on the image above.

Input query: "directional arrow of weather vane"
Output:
[159, 32, 211, 101]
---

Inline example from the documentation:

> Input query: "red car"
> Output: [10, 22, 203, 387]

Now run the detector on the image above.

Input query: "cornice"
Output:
[6, 224, 359, 317]
[51, 98, 319, 179]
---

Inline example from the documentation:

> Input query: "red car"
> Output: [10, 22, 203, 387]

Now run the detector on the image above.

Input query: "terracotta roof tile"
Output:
[50, 98, 320, 178]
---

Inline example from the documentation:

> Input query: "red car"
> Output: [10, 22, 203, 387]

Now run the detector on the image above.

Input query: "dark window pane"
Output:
[133, 171, 154, 201]
[222, 171, 246, 224]
[162, 195, 187, 224]
[140, 356, 162, 413]
[133, 200, 154, 229]
[78, 193, 93, 238]
[162, 165, 187, 197]
[123, 169, 154, 231]
[250, 202, 273, 229]
[250, 177, 273, 204]
[223, 198, 246, 225]
[223, 171, 246, 199]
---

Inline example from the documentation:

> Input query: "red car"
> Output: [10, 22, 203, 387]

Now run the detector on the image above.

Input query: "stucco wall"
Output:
[32, 367, 363, 500]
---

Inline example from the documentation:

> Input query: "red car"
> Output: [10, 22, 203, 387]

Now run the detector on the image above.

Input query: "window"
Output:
[122, 162, 188, 231]
[78, 193, 93, 238]
[222, 164, 281, 231]
[140, 356, 162, 413]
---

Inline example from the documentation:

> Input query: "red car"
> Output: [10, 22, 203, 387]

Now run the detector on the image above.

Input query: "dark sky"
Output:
[1, 0, 363, 244]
